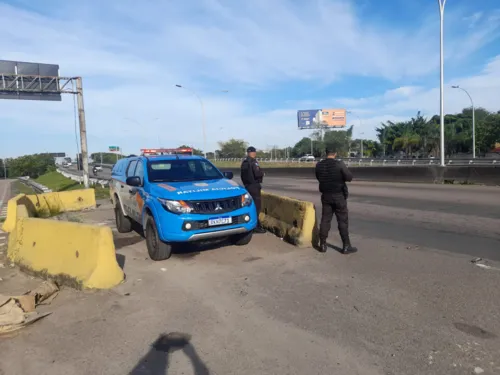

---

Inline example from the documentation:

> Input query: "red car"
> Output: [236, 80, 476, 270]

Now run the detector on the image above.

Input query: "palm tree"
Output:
[392, 122, 421, 157]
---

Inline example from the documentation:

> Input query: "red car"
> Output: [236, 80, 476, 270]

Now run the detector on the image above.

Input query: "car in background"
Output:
[299, 154, 315, 162]
[109, 148, 258, 261]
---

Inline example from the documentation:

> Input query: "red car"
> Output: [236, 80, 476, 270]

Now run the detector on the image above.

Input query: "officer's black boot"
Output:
[318, 239, 327, 253]
[341, 240, 358, 254]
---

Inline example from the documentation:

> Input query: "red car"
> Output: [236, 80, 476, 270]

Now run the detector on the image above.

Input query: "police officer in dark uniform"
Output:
[240, 146, 266, 233]
[315, 147, 357, 254]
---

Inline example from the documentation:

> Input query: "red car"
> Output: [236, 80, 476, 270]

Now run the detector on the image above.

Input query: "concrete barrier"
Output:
[2, 189, 96, 232]
[260, 191, 317, 247]
[1, 194, 34, 233]
[25, 189, 97, 217]
[3, 192, 124, 289]
[221, 165, 500, 186]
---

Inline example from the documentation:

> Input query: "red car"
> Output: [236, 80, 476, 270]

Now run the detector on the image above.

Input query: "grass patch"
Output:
[36, 171, 82, 191]
[33, 171, 108, 201]
[12, 180, 36, 194]
[94, 186, 109, 200]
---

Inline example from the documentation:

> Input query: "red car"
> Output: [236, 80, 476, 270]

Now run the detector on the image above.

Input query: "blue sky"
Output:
[1, 0, 500, 158]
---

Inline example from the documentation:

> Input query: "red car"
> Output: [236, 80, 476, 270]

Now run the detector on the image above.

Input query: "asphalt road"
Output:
[65, 165, 500, 260]
[263, 177, 500, 261]
[2, 198, 500, 375]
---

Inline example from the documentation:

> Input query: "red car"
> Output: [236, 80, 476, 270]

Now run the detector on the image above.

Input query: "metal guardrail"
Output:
[57, 168, 111, 186]
[211, 157, 499, 166]
[93, 157, 499, 169]
[18, 176, 52, 193]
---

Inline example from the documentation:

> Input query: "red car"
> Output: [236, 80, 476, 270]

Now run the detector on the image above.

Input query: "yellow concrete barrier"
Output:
[2, 189, 96, 232]
[260, 191, 317, 247]
[26, 189, 96, 217]
[1, 194, 36, 233]
[7, 214, 124, 289]
[3, 189, 123, 289]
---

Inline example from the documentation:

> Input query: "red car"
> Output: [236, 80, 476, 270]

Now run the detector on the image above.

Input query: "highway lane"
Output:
[4, 168, 497, 374]
[3, 192, 500, 374]
[263, 177, 500, 261]
[64, 166, 500, 260]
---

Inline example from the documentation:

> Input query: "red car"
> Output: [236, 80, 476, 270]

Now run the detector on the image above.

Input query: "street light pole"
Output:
[175, 85, 206, 158]
[175, 85, 229, 158]
[438, 0, 447, 167]
[452, 85, 475, 158]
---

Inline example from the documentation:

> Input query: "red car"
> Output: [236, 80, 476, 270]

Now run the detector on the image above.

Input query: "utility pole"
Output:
[438, 0, 447, 167]
[2, 159, 6, 179]
[76, 77, 90, 188]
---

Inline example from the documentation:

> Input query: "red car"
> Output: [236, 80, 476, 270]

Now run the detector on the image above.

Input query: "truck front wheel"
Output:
[230, 230, 253, 246]
[145, 215, 173, 261]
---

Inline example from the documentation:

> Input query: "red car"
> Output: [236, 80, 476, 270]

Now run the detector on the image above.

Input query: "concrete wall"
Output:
[220, 166, 500, 186]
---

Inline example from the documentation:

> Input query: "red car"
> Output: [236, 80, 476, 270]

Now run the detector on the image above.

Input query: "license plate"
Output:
[208, 216, 232, 226]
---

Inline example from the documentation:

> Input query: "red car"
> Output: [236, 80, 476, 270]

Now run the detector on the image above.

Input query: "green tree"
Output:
[322, 129, 350, 157]
[477, 113, 500, 153]
[291, 137, 313, 157]
[177, 145, 203, 156]
[218, 139, 248, 158]
[5, 153, 55, 178]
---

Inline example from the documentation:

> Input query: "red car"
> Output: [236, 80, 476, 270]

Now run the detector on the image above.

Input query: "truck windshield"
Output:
[147, 159, 223, 182]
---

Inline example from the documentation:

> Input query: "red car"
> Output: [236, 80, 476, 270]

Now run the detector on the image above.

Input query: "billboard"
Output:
[0, 60, 61, 101]
[109, 146, 120, 152]
[297, 109, 346, 129]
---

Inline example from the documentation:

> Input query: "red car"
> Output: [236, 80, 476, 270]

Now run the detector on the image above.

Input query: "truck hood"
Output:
[150, 178, 245, 200]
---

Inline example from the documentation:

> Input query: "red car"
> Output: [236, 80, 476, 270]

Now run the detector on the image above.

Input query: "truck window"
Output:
[126, 160, 138, 178]
[134, 160, 144, 185]
[148, 159, 223, 182]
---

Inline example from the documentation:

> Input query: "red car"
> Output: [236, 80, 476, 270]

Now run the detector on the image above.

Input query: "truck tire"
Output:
[230, 230, 253, 246]
[145, 215, 173, 261]
[115, 201, 132, 233]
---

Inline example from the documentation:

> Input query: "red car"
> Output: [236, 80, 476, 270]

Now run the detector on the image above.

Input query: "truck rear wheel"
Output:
[145, 215, 173, 261]
[115, 201, 132, 233]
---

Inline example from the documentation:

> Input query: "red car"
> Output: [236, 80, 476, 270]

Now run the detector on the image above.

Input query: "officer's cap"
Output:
[247, 146, 257, 153]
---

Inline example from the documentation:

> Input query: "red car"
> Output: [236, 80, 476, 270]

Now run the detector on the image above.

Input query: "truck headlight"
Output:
[241, 193, 253, 207]
[158, 198, 192, 214]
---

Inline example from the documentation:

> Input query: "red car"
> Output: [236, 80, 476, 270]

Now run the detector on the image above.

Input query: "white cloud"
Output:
[339, 55, 500, 140]
[0, 1, 499, 157]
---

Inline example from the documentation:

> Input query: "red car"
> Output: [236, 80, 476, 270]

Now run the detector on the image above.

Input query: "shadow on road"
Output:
[116, 253, 126, 270]
[114, 235, 144, 250]
[129, 332, 210, 375]
[326, 242, 344, 254]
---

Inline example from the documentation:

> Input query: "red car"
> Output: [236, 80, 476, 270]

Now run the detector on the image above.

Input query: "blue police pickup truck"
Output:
[109, 148, 258, 261]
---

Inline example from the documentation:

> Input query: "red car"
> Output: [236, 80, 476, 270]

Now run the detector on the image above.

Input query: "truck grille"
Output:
[188, 196, 241, 214]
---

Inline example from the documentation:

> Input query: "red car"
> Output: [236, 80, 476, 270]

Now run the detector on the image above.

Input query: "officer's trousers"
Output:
[319, 193, 350, 245]
[245, 184, 262, 220]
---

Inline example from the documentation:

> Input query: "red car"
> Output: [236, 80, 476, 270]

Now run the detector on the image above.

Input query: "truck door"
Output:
[129, 160, 145, 223]
[122, 159, 138, 217]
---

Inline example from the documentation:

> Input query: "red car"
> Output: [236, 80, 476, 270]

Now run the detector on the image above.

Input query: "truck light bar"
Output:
[140, 148, 193, 156]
